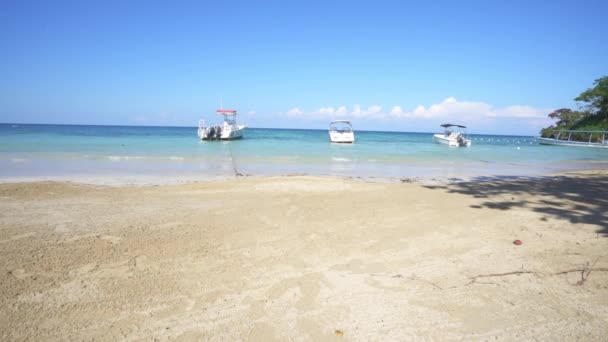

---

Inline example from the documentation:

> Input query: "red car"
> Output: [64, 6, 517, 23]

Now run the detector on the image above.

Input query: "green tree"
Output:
[540, 108, 588, 137]
[574, 76, 608, 118]
[547, 108, 587, 127]
[540, 76, 608, 137]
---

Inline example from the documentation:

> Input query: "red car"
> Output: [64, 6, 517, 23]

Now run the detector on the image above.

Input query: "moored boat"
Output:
[329, 120, 355, 143]
[536, 130, 608, 148]
[433, 124, 471, 147]
[198, 109, 246, 140]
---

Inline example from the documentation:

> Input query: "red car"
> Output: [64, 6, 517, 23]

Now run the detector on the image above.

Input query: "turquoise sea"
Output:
[1, 124, 607, 184]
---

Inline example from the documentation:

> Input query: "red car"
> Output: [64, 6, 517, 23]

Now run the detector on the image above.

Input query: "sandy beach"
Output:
[1, 172, 607, 341]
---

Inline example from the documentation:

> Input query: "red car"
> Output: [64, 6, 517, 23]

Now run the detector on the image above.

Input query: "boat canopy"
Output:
[441, 123, 466, 128]
[216, 109, 237, 115]
[330, 120, 352, 125]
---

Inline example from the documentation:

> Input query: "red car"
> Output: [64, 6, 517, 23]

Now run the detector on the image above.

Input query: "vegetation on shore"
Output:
[540, 76, 608, 140]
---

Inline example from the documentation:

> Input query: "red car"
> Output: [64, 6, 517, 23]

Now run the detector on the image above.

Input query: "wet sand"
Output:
[1, 172, 607, 341]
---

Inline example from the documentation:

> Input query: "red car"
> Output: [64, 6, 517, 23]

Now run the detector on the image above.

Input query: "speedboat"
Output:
[198, 109, 246, 140]
[329, 120, 355, 143]
[536, 130, 608, 148]
[433, 124, 471, 147]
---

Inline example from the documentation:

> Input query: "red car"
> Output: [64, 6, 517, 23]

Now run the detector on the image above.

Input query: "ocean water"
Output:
[1, 123, 607, 184]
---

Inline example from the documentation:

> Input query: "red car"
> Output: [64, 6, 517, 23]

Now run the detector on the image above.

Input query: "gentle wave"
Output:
[106, 155, 186, 162]
[107, 155, 147, 161]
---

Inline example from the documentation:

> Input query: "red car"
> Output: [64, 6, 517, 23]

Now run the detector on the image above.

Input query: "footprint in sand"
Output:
[0, 232, 36, 244]
[68, 263, 99, 277]
[54, 223, 70, 233]
[99, 235, 122, 244]
[9, 268, 30, 279]
[131, 255, 150, 271]
[68, 261, 134, 279]
[63, 233, 98, 244]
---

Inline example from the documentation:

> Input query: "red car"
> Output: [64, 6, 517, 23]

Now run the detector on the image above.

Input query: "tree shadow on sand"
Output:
[423, 172, 608, 237]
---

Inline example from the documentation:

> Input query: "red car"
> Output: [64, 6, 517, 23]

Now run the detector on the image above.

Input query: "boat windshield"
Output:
[331, 126, 352, 133]
[330, 121, 352, 132]
[223, 116, 236, 125]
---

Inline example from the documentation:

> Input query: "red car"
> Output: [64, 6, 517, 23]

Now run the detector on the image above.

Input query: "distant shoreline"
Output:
[0, 122, 536, 137]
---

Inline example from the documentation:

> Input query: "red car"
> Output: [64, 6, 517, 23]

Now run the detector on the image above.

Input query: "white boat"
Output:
[329, 120, 355, 143]
[536, 130, 608, 148]
[198, 109, 246, 140]
[433, 124, 471, 147]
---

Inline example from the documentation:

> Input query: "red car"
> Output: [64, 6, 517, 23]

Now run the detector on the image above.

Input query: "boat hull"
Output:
[220, 126, 245, 140]
[199, 126, 246, 141]
[329, 131, 355, 143]
[536, 137, 608, 148]
[433, 134, 471, 147]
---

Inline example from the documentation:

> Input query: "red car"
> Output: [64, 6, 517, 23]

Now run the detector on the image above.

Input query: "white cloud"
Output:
[285, 105, 383, 119]
[282, 98, 551, 123]
[316, 105, 352, 117]
[318, 106, 337, 116]
[366, 105, 382, 115]
[404, 97, 493, 119]
[336, 106, 348, 116]
[390, 106, 404, 116]
[399, 98, 550, 120]
[286, 107, 304, 117]
[247, 110, 257, 116]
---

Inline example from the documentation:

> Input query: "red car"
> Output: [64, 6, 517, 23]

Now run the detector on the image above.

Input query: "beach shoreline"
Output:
[1, 172, 607, 340]
[2, 166, 608, 187]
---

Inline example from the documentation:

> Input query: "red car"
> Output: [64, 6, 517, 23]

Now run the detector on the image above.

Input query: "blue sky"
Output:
[1, 0, 607, 134]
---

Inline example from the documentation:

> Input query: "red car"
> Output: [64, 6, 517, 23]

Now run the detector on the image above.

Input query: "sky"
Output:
[1, 0, 607, 135]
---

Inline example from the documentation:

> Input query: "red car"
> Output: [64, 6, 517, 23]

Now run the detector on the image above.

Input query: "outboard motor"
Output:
[457, 134, 465, 146]
[215, 126, 222, 140]
[206, 126, 215, 140]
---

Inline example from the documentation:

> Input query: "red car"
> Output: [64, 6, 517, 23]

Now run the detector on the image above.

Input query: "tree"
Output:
[540, 76, 608, 137]
[547, 108, 586, 127]
[575, 76, 608, 118]
[540, 108, 588, 137]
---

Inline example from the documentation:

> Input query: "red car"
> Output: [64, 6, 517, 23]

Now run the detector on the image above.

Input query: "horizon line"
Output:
[1, 122, 536, 137]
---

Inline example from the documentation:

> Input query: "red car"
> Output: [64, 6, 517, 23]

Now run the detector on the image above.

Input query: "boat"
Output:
[329, 120, 355, 143]
[198, 109, 246, 140]
[433, 124, 471, 147]
[536, 130, 608, 148]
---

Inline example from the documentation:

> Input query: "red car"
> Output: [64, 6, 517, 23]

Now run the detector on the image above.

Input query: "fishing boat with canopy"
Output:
[433, 124, 472, 147]
[198, 109, 246, 140]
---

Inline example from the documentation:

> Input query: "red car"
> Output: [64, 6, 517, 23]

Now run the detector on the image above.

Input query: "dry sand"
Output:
[1, 172, 607, 341]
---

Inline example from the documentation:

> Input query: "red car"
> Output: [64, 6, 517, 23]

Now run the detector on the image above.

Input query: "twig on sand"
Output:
[408, 274, 443, 290]
[466, 261, 608, 287]
[552, 258, 607, 286]
[373, 261, 608, 289]
[370, 273, 443, 290]
[466, 271, 539, 286]
[370, 272, 403, 279]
